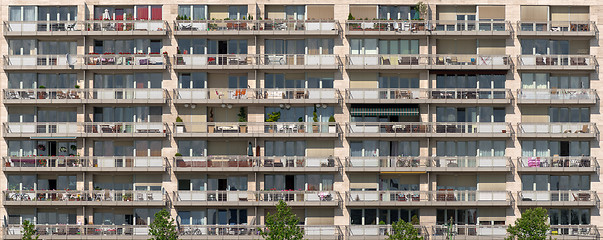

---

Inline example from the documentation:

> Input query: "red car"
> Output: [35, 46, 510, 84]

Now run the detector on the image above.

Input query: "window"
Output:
[378, 5, 412, 20]
[8, 40, 35, 55]
[436, 141, 505, 156]
[265, 174, 333, 191]
[178, 140, 207, 156]
[549, 209, 590, 226]
[285, 6, 305, 20]
[37, 6, 77, 21]
[178, 210, 206, 225]
[266, 73, 334, 89]
[228, 5, 248, 20]
[265, 141, 305, 156]
[307, 39, 334, 55]
[521, 39, 577, 55]
[436, 107, 505, 122]
[351, 209, 419, 225]
[549, 107, 589, 122]
[522, 141, 590, 157]
[38, 41, 77, 55]
[436, 209, 477, 225]
[8, 175, 35, 190]
[179, 72, 206, 88]
[94, 73, 161, 88]
[522, 175, 590, 191]
[436, 74, 505, 89]
[93, 107, 162, 122]
[264, 106, 333, 122]
[7, 140, 35, 156]
[9, 6, 36, 21]
[350, 141, 419, 157]
[350, 39, 377, 55]
[36, 108, 77, 122]
[94, 39, 161, 54]
[178, 5, 206, 20]
[378, 40, 419, 54]
[229, 75, 248, 88]
[379, 74, 420, 88]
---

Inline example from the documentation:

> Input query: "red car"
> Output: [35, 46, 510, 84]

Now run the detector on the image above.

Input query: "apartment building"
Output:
[0, 1, 600, 239]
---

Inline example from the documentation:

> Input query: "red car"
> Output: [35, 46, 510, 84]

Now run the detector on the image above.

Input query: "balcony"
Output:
[346, 88, 512, 104]
[517, 21, 596, 37]
[3, 156, 167, 172]
[517, 191, 598, 207]
[174, 19, 340, 35]
[173, 54, 256, 69]
[517, 55, 597, 70]
[347, 225, 428, 239]
[173, 88, 340, 105]
[3, 55, 79, 70]
[431, 54, 511, 70]
[345, 54, 429, 70]
[3, 224, 151, 238]
[431, 20, 512, 36]
[432, 225, 508, 238]
[346, 122, 512, 138]
[3, 190, 164, 206]
[4, 21, 82, 36]
[173, 122, 339, 138]
[174, 190, 339, 207]
[4, 122, 168, 138]
[517, 89, 597, 105]
[84, 54, 167, 69]
[179, 225, 342, 239]
[346, 156, 511, 172]
[83, 20, 168, 35]
[548, 225, 599, 238]
[347, 191, 512, 207]
[517, 123, 597, 138]
[3, 88, 168, 105]
[173, 156, 340, 172]
[346, 20, 430, 35]
[258, 54, 340, 70]
[517, 156, 598, 173]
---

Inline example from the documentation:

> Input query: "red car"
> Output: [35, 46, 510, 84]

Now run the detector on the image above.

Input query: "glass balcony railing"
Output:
[517, 89, 597, 103]
[517, 122, 597, 136]
[345, 54, 428, 66]
[3, 224, 150, 236]
[518, 21, 596, 33]
[4, 21, 80, 33]
[3, 156, 166, 169]
[346, 88, 511, 100]
[344, 156, 511, 169]
[432, 20, 509, 32]
[432, 225, 508, 237]
[84, 20, 167, 32]
[175, 19, 339, 33]
[179, 225, 341, 237]
[432, 54, 510, 66]
[348, 225, 427, 237]
[4, 190, 164, 202]
[3, 88, 167, 102]
[259, 54, 340, 67]
[174, 88, 340, 101]
[174, 156, 340, 169]
[175, 190, 338, 203]
[517, 55, 596, 67]
[174, 122, 339, 135]
[85, 54, 166, 66]
[518, 191, 597, 203]
[517, 156, 597, 170]
[347, 191, 511, 203]
[346, 122, 511, 135]
[173, 54, 256, 66]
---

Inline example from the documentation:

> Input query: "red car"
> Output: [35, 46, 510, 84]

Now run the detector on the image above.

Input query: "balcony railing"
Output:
[4, 122, 167, 136]
[517, 89, 597, 104]
[3, 224, 150, 236]
[173, 54, 255, 67]
[3, 156, 166, 169]
[179, 225, 341, 237]
[432, 20, 510, 32]
[3, 54, 76, 68]
[3, 88, 168, 103]
[258, 54, 340, 67]
[174, 122, 338, 135]
[346, 88, 512, 101]
[549, 225, 599, 237]
[347, 225, 427, 237]
[346, 122, 511, 135]
[346, 156, 511, 169]
[518, 191, 598, 203]
[175, 190, 338, 203]
[518, 21, 596, 33]
[347, 191, 511, 203]
[174, 88, 340, 102]
[517, 156, 598, 170]
[432, 225, 507, 237]
[85, 54, 166, 67]
[345, 54, 429, 67]
[175, 19, 339, 33]
[4, 122, 78, 135]
[4, 190, 163, 202]
[517, 123, 597, 137]
[432, 54, 510, 67]
[4, 21, 80, 33]
[84, 20, 167, 32]
[517, 55, 596, 67]
[82, 122, 167, 136]
[174, 156, 340, 169]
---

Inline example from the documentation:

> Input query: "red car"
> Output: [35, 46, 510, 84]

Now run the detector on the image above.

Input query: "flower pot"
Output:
[312, 125, 319, 133]
[176, 125, 184, 133]
[328, 126, 336, 133]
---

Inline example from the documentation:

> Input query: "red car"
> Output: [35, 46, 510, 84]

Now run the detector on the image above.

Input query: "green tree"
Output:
[148, 209, 179, 240]
[260, 200, 304, 240]
[506, 207, 550, 240]
[21, 220, 38, 240]
[386, 219, 423, 240]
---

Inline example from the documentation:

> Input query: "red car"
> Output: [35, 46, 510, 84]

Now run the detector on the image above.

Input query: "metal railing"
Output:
[518, 122, 597, 135]
[518, 191, 598, 202]
[518, 21, 596, 33]
[347, 225, 427, 237]
[258, 54, 340, 66]
[3, 122, 78, 135]
[174, 88, 340, 101]
[174, 156, 340, 169]
[517, 55, 596, 66]
[85, 53, 166, 66]
[346, 156, 510, 168]
[4, 21, 80, 32]
[432, 20, 510, 32]
[346, 20, 429, 32]
[84, 20, 167, 32]
[3, 54, 76, 67]
[549, 225, 599, 237]
[517, 89, 597, 102]
[174, 122, 338, 135]
[81, 122, 167, 135]
[4, 190, 163, 202]
[173, 54, 256, 66]
[3, 224, 150, 236]
[432, 225, 508, 237]
[175, 19, 339, 32]
[175, 190, 338, 202]
[517, 156, 598, 169]
[432, 54, 510, 66]
[345, 54, 428, 66]
[3, 88, 167, 101]
[3, 156, 165, 169]
[346, 88, 511, 100]
[346, 122, 511, 134]
[178, 225, 341, 236]
[348, 191, 510, 203]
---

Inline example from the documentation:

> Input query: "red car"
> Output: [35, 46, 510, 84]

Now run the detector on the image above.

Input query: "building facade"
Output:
[0, 0, 601, 239]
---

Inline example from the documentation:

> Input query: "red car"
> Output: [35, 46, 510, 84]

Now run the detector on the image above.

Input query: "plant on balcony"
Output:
[259, 200, 304, 240]
[386, 219, 423, 240]
[506, 207, 549, 240]
[149, 209, 178, 240]
[38, 85, 45, 89]
[265, 111, 281, 122]
[22, 220, 39, 240]
[348, 13, 355, 20]
[238, 107, 247, 122]
[74, 85, 80, 89]
[175, 116, 183, 122]
[413, 1, 428, 20]
[175, 153, 183, 157]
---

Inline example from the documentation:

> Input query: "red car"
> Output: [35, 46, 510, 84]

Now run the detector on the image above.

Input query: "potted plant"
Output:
[312, 106, 319, 133]
[74, 85, 80, 89]
[37, 85, 47, 99]
[175, 116, 184, 133]
[238, 107, 248, 133]
[379, 220, 387, 235]
[328, 116, 336, 133]
[297, 117, 305, 133]
[265, 111, 281, 133]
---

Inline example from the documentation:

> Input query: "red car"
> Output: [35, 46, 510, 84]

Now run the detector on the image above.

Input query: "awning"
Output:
[350, 107, 419, 116]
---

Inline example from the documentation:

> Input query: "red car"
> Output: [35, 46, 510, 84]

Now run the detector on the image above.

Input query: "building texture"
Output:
[0, 0, 601, 239]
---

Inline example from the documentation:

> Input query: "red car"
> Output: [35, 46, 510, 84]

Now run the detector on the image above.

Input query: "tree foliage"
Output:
[21, 220, 38, 240]
[260, 200, 304, 240]
[386, 219, 423, 240]
[506, 207, 550, 240]
[148, 209, 179, 240]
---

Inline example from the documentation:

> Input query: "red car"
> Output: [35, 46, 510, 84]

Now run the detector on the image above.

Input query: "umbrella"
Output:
[103, 9, 111, 20]
[248, 142, 253, 156]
